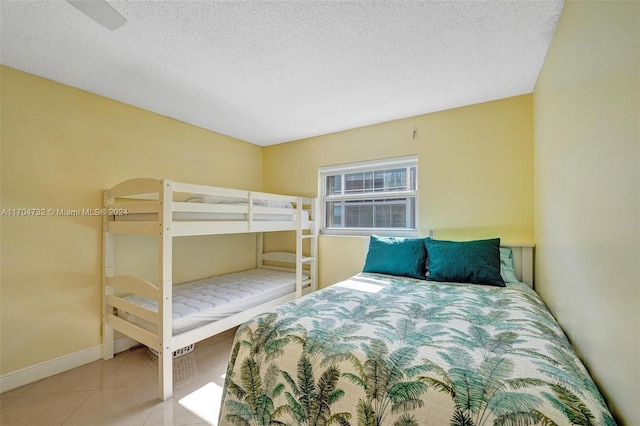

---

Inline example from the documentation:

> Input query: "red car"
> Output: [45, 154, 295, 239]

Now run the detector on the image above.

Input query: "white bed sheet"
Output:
[174, 193, 293, 208]
[171, 210, 309, 222]
[120, 268, 305, 335]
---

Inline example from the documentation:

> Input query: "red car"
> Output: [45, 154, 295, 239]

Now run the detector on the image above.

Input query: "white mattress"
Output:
[114, 203, 308, 222]
[173, 194, 307, 222]
[175, 193, 293, 208]
[120, 268, 303, 335]
[171, 210, 309, 222]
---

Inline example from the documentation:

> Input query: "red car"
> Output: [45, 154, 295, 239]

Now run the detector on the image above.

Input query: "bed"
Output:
[101, 178, 318, 400]
[218, 236, 615, 425]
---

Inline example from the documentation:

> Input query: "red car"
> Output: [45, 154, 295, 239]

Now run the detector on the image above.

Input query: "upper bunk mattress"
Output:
[120, 268, 301, 335]
[170, 210, 309, 222]
[172, 193, 310, 222]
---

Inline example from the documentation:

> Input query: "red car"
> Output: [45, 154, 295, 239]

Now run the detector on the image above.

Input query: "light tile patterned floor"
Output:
[0, 328, 236, 426]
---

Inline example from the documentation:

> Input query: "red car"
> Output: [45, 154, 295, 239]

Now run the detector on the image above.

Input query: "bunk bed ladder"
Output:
[296, 197, 318, 297]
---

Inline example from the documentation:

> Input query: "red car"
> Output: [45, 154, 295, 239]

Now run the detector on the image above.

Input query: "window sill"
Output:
[321, 228, 419, 238]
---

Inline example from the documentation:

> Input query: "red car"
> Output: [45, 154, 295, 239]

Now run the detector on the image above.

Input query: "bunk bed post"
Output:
[310, 197, 319, 292]
[102, 189, 115, 360]
[158, 179, 174, 400]
[256, 232, 264, 268]
[248, 191, 254, 232]
[295, 198, 302, 298]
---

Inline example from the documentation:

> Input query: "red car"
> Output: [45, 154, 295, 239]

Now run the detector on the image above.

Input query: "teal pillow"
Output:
[424, 238, 505, 287]
[363, 235, 427, 279]
[499, 247, 520, 283]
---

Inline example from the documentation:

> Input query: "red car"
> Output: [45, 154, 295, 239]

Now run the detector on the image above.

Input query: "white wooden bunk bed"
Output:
[102, 178, 318, 400]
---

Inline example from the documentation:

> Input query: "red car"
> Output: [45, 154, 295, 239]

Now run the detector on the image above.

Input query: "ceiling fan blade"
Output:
[66, 0, 126, 31]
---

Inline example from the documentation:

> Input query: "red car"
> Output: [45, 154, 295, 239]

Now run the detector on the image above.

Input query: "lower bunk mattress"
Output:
[119, 268, 303, 335]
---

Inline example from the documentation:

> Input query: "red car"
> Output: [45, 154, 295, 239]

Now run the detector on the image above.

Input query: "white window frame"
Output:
[319, 155, 419, 237]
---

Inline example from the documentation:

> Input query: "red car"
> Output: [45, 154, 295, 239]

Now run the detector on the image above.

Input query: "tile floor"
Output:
[0, 328, 236, 426]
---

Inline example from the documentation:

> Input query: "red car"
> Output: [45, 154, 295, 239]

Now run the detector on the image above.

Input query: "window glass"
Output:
[320, 156, 418, 235]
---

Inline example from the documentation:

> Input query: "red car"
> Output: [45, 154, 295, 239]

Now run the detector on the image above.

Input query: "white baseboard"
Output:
[0, 345, 102, 393]
[0, 336, 141, 394]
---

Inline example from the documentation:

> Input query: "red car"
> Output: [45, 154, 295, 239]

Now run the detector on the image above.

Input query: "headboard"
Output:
[361, 238, 535, 288]
[504, 243, 535, 288]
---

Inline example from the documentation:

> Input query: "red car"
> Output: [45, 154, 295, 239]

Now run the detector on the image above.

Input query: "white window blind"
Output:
[319, 156, 418, 236]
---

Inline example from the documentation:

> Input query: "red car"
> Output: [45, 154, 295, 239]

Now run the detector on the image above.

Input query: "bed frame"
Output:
[502, 243, 535, 287]
[102, 178, 318, 400]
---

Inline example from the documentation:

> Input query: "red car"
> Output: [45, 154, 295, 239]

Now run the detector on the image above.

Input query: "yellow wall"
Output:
[0, 66, 263, 374]
[263, 95, 534, 287]
[533, 1, 639, 423]
[4, 8, 635, 422]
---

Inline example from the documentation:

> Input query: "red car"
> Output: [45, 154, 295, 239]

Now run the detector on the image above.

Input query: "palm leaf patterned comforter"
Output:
[219, 273, 615, 425]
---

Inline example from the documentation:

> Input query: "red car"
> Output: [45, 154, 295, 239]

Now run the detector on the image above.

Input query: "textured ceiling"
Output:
[1, 1, 564, 146]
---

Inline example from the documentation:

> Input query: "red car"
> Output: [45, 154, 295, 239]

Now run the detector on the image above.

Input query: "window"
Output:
[320, 156, 418, 236]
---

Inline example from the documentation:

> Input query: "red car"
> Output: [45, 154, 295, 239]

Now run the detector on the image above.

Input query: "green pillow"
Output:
[363, 235, 427, 279]
[499, 247, 520, 283]
[424, 238, 505, 287]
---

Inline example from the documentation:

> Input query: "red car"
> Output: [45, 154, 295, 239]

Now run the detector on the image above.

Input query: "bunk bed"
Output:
[219, 237, 616, 425]
[101, 178, 318, 400]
